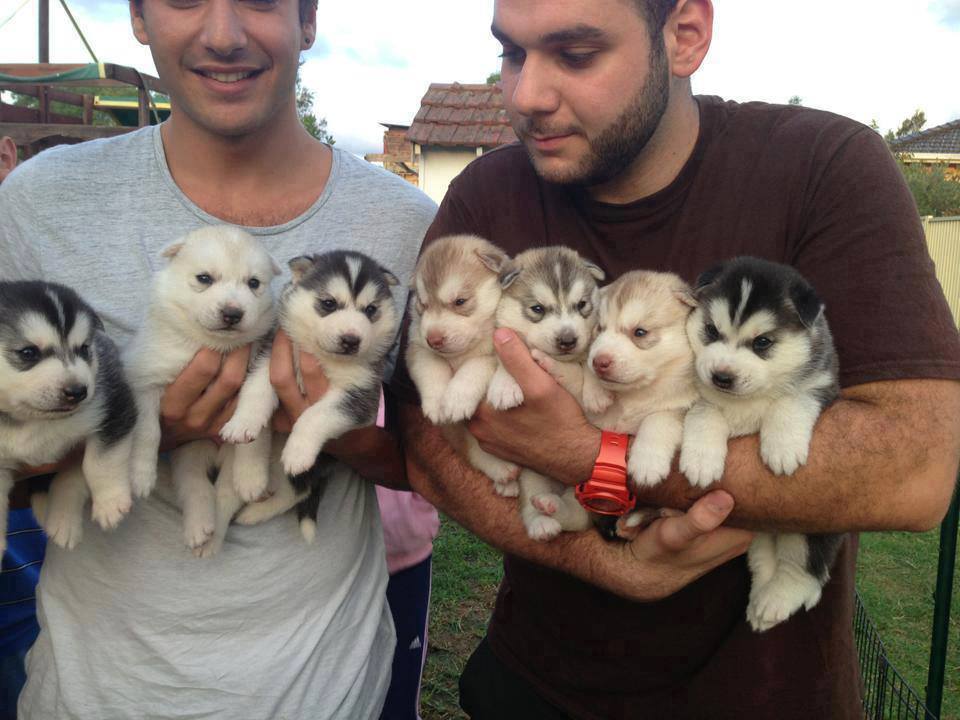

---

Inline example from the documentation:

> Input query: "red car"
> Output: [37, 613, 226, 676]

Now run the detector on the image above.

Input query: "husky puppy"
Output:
[529, 270, 699, 540]
[679, 256, 843, 631]
[221, 250, 399, 543]
[124, 226, 280, 555]
[483, 246, 606, 540]
[405, 235, 519, 496]
[0, 281, 137, 551]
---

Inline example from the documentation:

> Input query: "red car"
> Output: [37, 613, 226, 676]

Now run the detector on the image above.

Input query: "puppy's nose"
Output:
[340, 334, 361, 354]
[221, 307, 244, 326]
[555, 332, 578, 352]
[712, 371, 735, 390]
[426, 331, 445, 350]
[592, 354, 613, 376]
[62, 384, 88, 405]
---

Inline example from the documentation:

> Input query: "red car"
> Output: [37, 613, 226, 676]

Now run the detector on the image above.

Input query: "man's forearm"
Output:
[326, 426, 409, 490]
[633, 379, 960, 534]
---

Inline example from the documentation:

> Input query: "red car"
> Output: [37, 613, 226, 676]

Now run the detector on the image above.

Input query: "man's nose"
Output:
[200, 0, 249, 57]
[507, 57, 561, 117]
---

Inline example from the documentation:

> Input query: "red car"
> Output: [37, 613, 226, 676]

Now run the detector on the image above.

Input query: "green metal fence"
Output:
[856, 481, 959, 719]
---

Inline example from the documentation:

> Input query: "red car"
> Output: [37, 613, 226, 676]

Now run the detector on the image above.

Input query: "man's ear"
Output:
[663, 0, 713, 79]
[129, 1, 149, 45]
[0, 136, 17, 183]
[301, 5, 317, 51]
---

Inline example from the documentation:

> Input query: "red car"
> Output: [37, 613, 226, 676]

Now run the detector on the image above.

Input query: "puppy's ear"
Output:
[380, 267, 400, 287]
[498, 260, 522, 290]
[789, 280, 824, 328]
[476, 248, 510, 275]
[693, 262, 725, 293]
[584, 260, 605, 283]
[674, 288, 698, 309]
[288, 256, 315, 285]
[87, 309, 105, 332]
[161, 242, 184, 260]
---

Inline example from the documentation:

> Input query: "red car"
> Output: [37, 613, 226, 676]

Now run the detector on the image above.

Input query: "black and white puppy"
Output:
[222, 250, 399, 542]
[679, 256, 843, 631]
[0, 281, 137, 550]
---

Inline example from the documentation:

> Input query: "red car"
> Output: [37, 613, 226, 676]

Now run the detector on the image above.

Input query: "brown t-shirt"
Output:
[407, 96, 960, 719]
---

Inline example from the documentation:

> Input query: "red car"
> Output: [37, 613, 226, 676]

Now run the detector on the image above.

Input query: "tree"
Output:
[296, 74, 335, 144]
[885, 109, 926, 143]
[788, 95, 802, 106]
[486, 72, 501, 85]
[898, 162, 960, 217]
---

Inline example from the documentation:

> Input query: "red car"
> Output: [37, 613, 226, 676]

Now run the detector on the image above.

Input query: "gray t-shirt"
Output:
[0, 126, 436, 720]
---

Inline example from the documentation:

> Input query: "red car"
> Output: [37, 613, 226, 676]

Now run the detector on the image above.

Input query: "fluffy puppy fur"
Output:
[679, 256, 842, 631]
[0, 281, 137, 551]
[406, 235, 519, 495]
[483, 246, 606, 541]
[529, 270, 699, 540]
[124, 226, 280, 557]
[221, 250, 399, 543]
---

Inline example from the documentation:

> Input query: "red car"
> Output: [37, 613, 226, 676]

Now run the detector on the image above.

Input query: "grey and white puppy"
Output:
[406, 235, 519, 496]
[125, 226, 280, 557]
[484, 246, 606, 540]
[0, 281, 137, 551]
[679, 256, 843, 632]
[222, 250, 399, 542]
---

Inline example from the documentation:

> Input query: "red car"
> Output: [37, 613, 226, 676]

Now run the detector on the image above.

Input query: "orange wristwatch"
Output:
[575, 431, 635, 516]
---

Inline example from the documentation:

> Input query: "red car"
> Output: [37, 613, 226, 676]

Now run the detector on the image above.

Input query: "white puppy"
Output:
[406, 235, 519, 496]
[125, 226, 279, 556]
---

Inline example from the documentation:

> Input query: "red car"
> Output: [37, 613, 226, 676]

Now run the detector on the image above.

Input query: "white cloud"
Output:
[2, 0, 957, 155]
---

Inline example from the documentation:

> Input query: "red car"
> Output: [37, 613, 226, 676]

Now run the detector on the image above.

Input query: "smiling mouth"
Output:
[194, 69, 261, 83]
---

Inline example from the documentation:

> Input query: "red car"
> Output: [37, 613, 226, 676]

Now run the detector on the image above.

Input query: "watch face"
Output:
[582, 495, 628, 515]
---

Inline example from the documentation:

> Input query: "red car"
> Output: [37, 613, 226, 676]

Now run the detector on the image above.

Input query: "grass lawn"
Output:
[422, 517, 959, 720]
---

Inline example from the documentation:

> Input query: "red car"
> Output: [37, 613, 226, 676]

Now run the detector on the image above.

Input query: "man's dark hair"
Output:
[131, 0, 318, 24]
[634, 0, 680, 35]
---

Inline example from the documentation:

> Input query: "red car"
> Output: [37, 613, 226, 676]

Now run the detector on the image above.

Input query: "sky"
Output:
[2, 0, 959, 156]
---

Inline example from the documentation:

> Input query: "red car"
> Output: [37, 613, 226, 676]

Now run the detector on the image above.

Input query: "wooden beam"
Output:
[39, 0, 49, 64]
[0, 84, 90, 108]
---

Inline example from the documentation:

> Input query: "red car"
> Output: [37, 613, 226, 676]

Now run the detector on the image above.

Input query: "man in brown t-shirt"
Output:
[398, 1, 960, 718]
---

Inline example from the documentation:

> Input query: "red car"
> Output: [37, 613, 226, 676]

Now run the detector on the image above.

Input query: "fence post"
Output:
[925, 477, 959, 717]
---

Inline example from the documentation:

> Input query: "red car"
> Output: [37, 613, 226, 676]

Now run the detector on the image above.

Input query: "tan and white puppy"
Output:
[406, 235, 519, 495]
[124, 226, 280, 556]
[484, 246, 606, 540]
[529, 270, 699, 540]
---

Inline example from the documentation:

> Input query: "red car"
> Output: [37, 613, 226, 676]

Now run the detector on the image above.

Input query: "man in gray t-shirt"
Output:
[0, 2, 435, 718]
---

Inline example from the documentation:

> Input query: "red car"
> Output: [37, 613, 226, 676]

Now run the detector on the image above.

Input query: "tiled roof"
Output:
[889, 119, 960, 155]
[406, 83, 518, 148]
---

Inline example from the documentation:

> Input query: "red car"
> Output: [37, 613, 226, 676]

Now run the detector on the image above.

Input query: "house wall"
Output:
[418, 146, 481, 205]
[924, 216, 960, 325]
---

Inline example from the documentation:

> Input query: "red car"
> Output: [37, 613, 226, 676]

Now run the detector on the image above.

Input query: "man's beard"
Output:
[518, 41, 670, 188]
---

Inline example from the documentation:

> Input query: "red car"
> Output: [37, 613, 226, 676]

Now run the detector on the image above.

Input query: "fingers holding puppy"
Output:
[269, 330, 330, 427]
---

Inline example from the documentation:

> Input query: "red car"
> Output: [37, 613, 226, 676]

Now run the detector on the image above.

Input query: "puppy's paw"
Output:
[91, 488, 133, 531]
[524, 514, 562, 542]
[232, 465, 270, 503]
[183, 508, 216, 550]
[627, 446, 672, 488]
[130, 465, 157, 499]
[194, 533, 225, 559]
[531, 493, 560, 516]
[440, 387, 482, 424]
[486, 373, 524, 411]
[582, 384, 614, 416]
[44, 504, 85, 550]
[760, 431, 810, 476]
[300, 518, 318, 544]
[281, 435, 321, 477]
[679, 440, 726, 488]
[219, 416, 263, 445]
[747, 575, 821, 633]
[420, 396, 445, 425]
[493, 478, 520, 498]
[30, 492, 49, 525]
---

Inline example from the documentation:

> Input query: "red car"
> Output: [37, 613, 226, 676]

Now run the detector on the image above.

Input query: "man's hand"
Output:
[268, 329, 329, 433]
[467, 329, 601, 485]
[160, 346, 251, 449]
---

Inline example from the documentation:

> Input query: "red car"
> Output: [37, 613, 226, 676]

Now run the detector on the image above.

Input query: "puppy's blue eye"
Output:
[364, 304, 378, 319]
[634, 328, 647, 338]
[530, 305, 545, 315]
[753, 336, 773, 352]
[454, 298, 467, 307]
[248, 278, 261, 290]
[196, 273, 213, 285]
[17, 346, 40, 362]
[705, 323, 720, 342]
